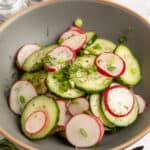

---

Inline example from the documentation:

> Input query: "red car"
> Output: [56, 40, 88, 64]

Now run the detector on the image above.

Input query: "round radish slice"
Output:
[95, 52, 126, 77]
[9, 80, 37, 115]
[67, 97, 89, 115]
[66, 114, 103, 148]
[25, 111, 47, 134]
[104, 85, 134, 117]
[44, 46, 75, 72]
[61, 34, 87, 52]
[16, 44, 40, 69]
[135, 94, 146, 114]
[56, 99, 72, 127]
[61, 30, 82, 41]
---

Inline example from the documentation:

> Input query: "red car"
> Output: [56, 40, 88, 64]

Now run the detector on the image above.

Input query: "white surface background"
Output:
[0, 0, 150, 150]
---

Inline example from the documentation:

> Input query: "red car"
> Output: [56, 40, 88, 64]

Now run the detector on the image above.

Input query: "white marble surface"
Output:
[0, 1, 150, 150]
[112, 1, 150, 150]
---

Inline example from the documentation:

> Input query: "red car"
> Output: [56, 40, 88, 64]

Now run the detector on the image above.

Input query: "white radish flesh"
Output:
[61, 30, 82, 41]
[17, 44, 40, 68]
[95, 52, 125, 77]
[66, 114, 103, 148]
[61, 34, 86, 52]
[9, 80, 37, 115]
[67, 98, 89, 115]
[25, 111, 46, 134]
[135, 94, 146, 114]
[104, 86, 134, 117]
[45, 46, 75, 71]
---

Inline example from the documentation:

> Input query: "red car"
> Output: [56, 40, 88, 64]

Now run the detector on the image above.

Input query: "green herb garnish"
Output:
[19, 96, 26, 104]
[74, 18, 83, 27]
[107, 66, 116, 72]
[72, 99, 79, 105]
[79, 128, 88, 138]
[118, 35, 128, 44]
[92, 43, 101, 49]
[0, 139, 18, 150]
[58, 38, 64, 45]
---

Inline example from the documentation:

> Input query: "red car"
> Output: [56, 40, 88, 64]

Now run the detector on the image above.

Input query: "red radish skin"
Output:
[69, 26, 84, 34]
[135, 94, 147, 114]
[44, 46, 75, 72]
[65, 114, 103, 148]
[44, 64, 57, 72]
[25, 111, 47, 134]
[67, 97, 89, 115]
[95, 52, 126, 77]
[9, 80, 37, 115]
[61, 34, 87, 52]
[104, 85, 134, 117]
[16, 44, 40, 69]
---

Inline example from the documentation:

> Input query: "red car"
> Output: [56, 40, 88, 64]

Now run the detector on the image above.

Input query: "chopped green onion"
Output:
[19, 96, 26, 104]
[79, 128, 88, 138]
[58, 38, 64, 45]
[93, 43, 101, 49]
[72, 99, 79, 105]
[74, 18, 83, 27]
[107, 66, 116, 72]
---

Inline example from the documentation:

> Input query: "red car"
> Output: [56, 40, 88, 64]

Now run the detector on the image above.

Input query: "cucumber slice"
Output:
[115, 44, 141, 86]
[89, 94, 115, 128]
[102, 97, 139, 127]
[21, 71, 48, 95]
[23, 44, 57, 72]
[21, 96, 59, 140]
[85, 31, 97, 47]
[84, 38, 116, 55]
[47, 72, 85, 99]
[69, 55, 112, 93]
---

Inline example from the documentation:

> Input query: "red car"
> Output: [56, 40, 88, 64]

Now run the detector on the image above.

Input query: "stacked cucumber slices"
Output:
[8, 19, 147, 148]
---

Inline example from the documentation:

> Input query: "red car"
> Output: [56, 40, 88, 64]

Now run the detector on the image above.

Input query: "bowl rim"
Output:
[0, 0, 150, 150]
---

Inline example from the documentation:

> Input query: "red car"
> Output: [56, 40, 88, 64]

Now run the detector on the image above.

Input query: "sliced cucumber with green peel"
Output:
[89, 94, 115, 128]
[115, 44, 141, 86]
[21, 96, 59, 140]
[85, 31, 97, 47]
[21, 71, 48, 95]
[69, 55, 112, 93]
[84, 38, 116, 55]
[102, 97, 139, 127]
[23, 44, 57, 72]
[47, 72, 85, 99]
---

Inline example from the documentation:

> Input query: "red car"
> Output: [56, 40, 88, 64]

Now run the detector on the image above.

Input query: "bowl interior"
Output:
[0, 0, 150, 149]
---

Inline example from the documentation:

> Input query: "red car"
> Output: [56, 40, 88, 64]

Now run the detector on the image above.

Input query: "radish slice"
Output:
[25, 111, 47, 134]
[95, 52, 126, 77]
[65, 114, 103, 148]
[56, 99, 72, 127]
[69, 26, 84, 34]
[104, 85, 134, 117]
[89, 115, 104, 142]
[9, 80, 37, 115]
[16, 44, 40, 69]
[44, 46, 75, 72]
[110, 82, 120, 87]
[135, 94, 146, 114]
[67, 97, 89, 115]
[60, 30, 82, 41]
[61, 34, 87, 52]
